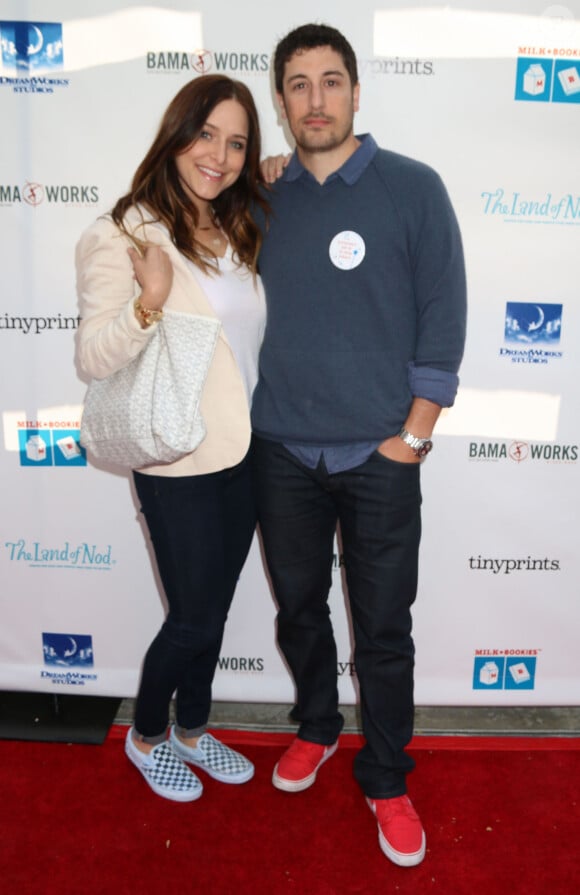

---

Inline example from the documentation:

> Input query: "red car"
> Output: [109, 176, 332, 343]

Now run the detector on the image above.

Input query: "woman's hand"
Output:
[128, 245, 173, 310]
[260, 153, 291, 184]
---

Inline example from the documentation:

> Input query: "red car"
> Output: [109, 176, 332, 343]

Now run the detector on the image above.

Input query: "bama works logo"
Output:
[0, 182, 99, 207]
[0, 21, 69, 93]
[473, 650, 539, 691]
[146, 47, 270, 75]
[468, 440, 577, 463]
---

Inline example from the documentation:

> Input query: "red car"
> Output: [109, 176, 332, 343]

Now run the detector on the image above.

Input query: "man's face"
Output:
[277, 45, 360, 154]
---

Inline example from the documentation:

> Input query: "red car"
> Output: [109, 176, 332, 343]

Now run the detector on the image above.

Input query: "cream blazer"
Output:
[76, 207, 251, 477]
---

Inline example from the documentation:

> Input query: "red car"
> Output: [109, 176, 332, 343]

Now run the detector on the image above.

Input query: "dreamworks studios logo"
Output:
[1, 21, 63, 70]
[0, 20, 69, 93]
[500, 302, 563, 365]
[42, 632, 98, 686]
[473, 650, 539, 691]
[468, 440, 577, 463]
[0, 181, 99, 206]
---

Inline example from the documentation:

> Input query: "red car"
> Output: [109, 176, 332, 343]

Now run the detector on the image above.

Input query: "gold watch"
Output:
[134, 299, 163, 329]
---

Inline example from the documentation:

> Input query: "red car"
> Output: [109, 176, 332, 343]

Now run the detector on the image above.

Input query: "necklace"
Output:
[196, 215, 223, 247]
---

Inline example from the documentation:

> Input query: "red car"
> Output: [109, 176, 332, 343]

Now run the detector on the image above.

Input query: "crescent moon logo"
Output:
[27, 24, 44, 57]
[527, 305, 545, 332]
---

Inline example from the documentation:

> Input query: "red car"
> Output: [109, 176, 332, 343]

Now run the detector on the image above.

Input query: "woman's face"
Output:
[175, 98, 249, 209]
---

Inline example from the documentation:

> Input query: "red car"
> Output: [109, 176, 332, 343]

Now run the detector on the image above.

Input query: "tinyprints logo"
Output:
[146, 48, 269, 75]
[3, 539, 115, 570]
[338, 661, 356, 677]
[481, 188, 580, 225]
[17, 421, 85, 466]
[468, 555, 560, 574]
[0, 182, 99, 206]
[358, 56, 434, 77]
[1, 314, 81, 335]
[468, 440, 578, 463]
[473, 649, 539, 691]
[42, 633, 94, 668]
[515, 47, 580, 104]
[499, 302, 563, 364]
[0, 21, 69, 93]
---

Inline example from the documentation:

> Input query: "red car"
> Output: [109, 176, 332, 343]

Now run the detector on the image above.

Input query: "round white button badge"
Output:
[329, 231, 366, 271]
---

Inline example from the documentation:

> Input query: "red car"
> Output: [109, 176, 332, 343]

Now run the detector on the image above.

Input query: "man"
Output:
[251, 24, 466, 867]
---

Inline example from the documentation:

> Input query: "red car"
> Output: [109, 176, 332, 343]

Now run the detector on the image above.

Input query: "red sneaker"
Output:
[272, 737, 338, 792]
[367, 795, 426, 867]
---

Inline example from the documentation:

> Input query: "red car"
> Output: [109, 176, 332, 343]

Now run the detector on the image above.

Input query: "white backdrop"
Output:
[1, 0, 579, 707]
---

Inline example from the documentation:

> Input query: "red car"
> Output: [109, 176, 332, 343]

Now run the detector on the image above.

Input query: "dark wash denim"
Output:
[252, 436, 422, 798]
[132, 454, 255, 740]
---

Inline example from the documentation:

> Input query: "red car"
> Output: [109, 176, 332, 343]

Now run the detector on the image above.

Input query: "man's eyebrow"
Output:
[286, 69, 346, 82]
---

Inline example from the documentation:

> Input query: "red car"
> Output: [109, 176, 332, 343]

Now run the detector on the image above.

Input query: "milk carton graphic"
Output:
[523, 64, 546, 96]
[479, 661, 500, 686]
[26, 434, 47, 461]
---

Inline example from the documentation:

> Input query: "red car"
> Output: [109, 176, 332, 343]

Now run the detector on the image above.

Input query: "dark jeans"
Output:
[132, 454, 255, 740]
[252, 436, 422, 799]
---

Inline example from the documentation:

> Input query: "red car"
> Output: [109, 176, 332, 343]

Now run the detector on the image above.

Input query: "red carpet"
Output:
[1, 727, 578, 894]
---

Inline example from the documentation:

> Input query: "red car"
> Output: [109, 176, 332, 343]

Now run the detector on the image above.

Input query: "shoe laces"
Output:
[372, 795, 418, 822]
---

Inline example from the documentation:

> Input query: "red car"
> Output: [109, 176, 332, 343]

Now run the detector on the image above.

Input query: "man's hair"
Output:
[273, 24, 359, 93]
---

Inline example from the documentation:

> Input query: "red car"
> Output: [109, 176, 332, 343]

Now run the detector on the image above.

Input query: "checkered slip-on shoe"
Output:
[125, 728, 203, 802]
[169, 727, 255, 784]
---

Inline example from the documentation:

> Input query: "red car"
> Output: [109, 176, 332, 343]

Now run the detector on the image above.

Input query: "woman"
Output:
[76, 75, 268, 801]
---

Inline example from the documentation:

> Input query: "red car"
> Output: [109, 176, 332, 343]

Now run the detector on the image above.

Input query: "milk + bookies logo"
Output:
[17, 421, 86, 467]
[473, 649, 539, 691]
[515, 47, 580, 103]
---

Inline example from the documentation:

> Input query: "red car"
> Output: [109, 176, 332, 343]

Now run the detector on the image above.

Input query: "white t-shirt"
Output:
[186, 246, 266, 405]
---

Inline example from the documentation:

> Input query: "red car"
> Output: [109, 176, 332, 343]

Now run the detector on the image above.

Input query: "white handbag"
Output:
[80, 308, 221, 469]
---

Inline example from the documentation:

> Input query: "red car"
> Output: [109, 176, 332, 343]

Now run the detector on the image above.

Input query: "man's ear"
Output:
[353, 83, 361, 114]
[276, 92, 287, 120]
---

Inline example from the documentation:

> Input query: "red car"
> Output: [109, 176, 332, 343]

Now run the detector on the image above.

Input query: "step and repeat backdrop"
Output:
[1, 0, 579, 706]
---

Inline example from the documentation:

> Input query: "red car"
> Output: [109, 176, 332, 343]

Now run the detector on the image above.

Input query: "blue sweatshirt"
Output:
[252, 134, 466, 448]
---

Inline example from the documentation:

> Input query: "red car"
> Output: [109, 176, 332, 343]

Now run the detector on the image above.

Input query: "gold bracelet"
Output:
[134, 299, 163, 329]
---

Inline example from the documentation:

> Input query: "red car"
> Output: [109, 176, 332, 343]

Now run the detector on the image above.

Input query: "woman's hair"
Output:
[111, 75, 268, 274]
